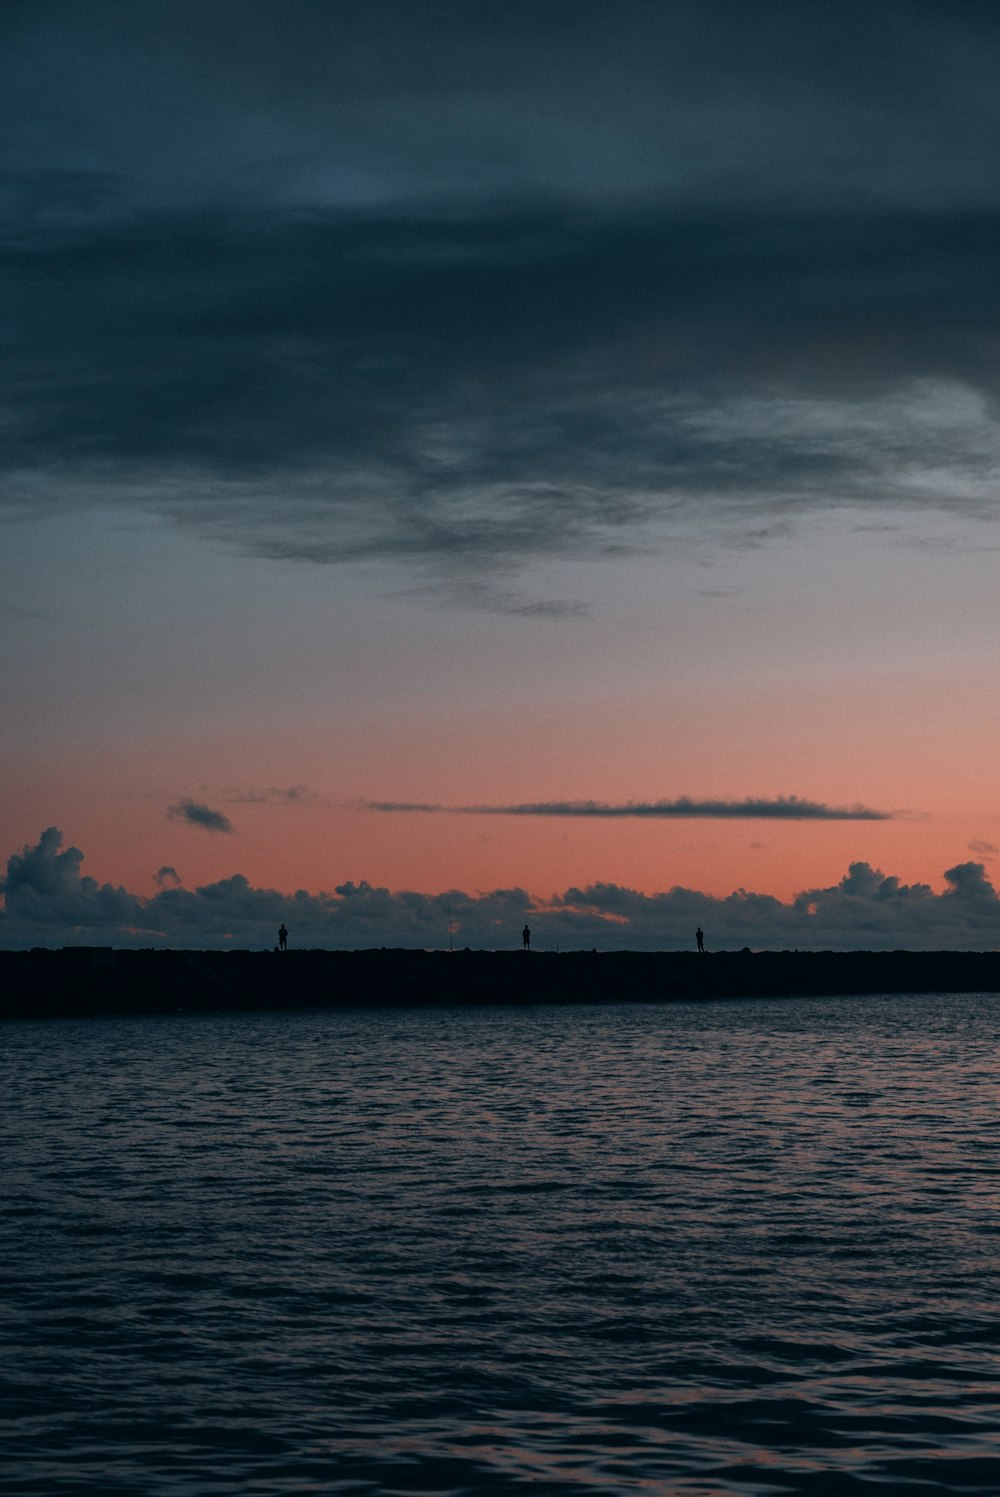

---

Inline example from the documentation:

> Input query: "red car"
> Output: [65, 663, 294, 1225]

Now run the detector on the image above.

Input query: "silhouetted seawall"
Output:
[4, 948, 1000, 1019]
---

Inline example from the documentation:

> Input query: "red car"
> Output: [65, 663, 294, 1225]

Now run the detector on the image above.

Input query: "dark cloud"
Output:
[5, 2, 1000, 212]
[366, 796, 892, 821]
[7, 206, 1000, 526]
[2, 827, 140, 930]
[167, 801, 234, 834]
[3, 4, 1000, 602]
[4, 829, 997, 952]
[969, 839, 998, 856]
[154, 866, 181, 888]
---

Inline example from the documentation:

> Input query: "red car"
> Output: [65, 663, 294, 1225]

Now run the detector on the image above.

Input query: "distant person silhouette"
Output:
[522, 924, 531, 951]
[278, 924, 288, 951]
[696, 926, 704, 953]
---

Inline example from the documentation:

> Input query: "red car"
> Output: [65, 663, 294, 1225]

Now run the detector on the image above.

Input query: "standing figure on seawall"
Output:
[696, 926, 704, 953]
[279, 924, 288, 951]
[522, 924, 531, 951]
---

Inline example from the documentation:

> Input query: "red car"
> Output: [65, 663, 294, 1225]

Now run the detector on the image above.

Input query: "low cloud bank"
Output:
[2, 828, 999, 953]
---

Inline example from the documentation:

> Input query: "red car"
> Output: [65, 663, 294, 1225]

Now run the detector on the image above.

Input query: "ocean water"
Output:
[4, 992, 1000, 1495]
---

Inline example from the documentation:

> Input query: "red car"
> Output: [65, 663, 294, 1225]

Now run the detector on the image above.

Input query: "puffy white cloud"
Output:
[3, 829, 1000, 953]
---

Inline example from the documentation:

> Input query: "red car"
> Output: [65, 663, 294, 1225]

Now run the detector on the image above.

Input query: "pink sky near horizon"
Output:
[2, 774, 991, 910]
[4, 503, 998, 909]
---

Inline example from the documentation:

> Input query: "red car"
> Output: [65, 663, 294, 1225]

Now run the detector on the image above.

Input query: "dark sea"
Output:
[4, 992, 1000, 1495]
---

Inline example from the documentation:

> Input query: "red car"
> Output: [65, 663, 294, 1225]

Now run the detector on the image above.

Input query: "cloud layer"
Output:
[4, 828, 999, 954]
[4, 3, 1000, 603]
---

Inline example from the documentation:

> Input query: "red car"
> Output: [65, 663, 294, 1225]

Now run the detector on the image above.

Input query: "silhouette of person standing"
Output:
[522, 924, 531, 951]
[278, 924, 288, 951]
[696, 926, 704, 953]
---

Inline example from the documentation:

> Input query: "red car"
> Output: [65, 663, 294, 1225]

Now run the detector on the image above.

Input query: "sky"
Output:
[4, 0, 1000, 951]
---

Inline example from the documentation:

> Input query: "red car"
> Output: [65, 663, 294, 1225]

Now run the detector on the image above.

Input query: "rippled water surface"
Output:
[5, 992, 1000, 1494]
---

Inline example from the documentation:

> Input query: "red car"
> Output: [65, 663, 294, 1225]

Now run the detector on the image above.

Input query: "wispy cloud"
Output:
[365, 796, 892, 821]
[223, 785, 317, 806]
[167, 800, 234, 833]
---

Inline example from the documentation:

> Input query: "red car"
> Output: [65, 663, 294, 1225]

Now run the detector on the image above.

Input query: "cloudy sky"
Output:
[4, 0, 1000, 950]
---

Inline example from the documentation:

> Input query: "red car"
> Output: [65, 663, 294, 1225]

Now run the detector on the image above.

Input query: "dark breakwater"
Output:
[3, 946, 1000, 1018]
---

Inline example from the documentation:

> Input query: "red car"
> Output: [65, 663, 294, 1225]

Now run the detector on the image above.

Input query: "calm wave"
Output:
[4, 992, 1000, 1494]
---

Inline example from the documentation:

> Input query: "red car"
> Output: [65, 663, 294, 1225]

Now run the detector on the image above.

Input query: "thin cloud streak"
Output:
[223, 786, 317, 806]
[366, 796, 893, 821]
